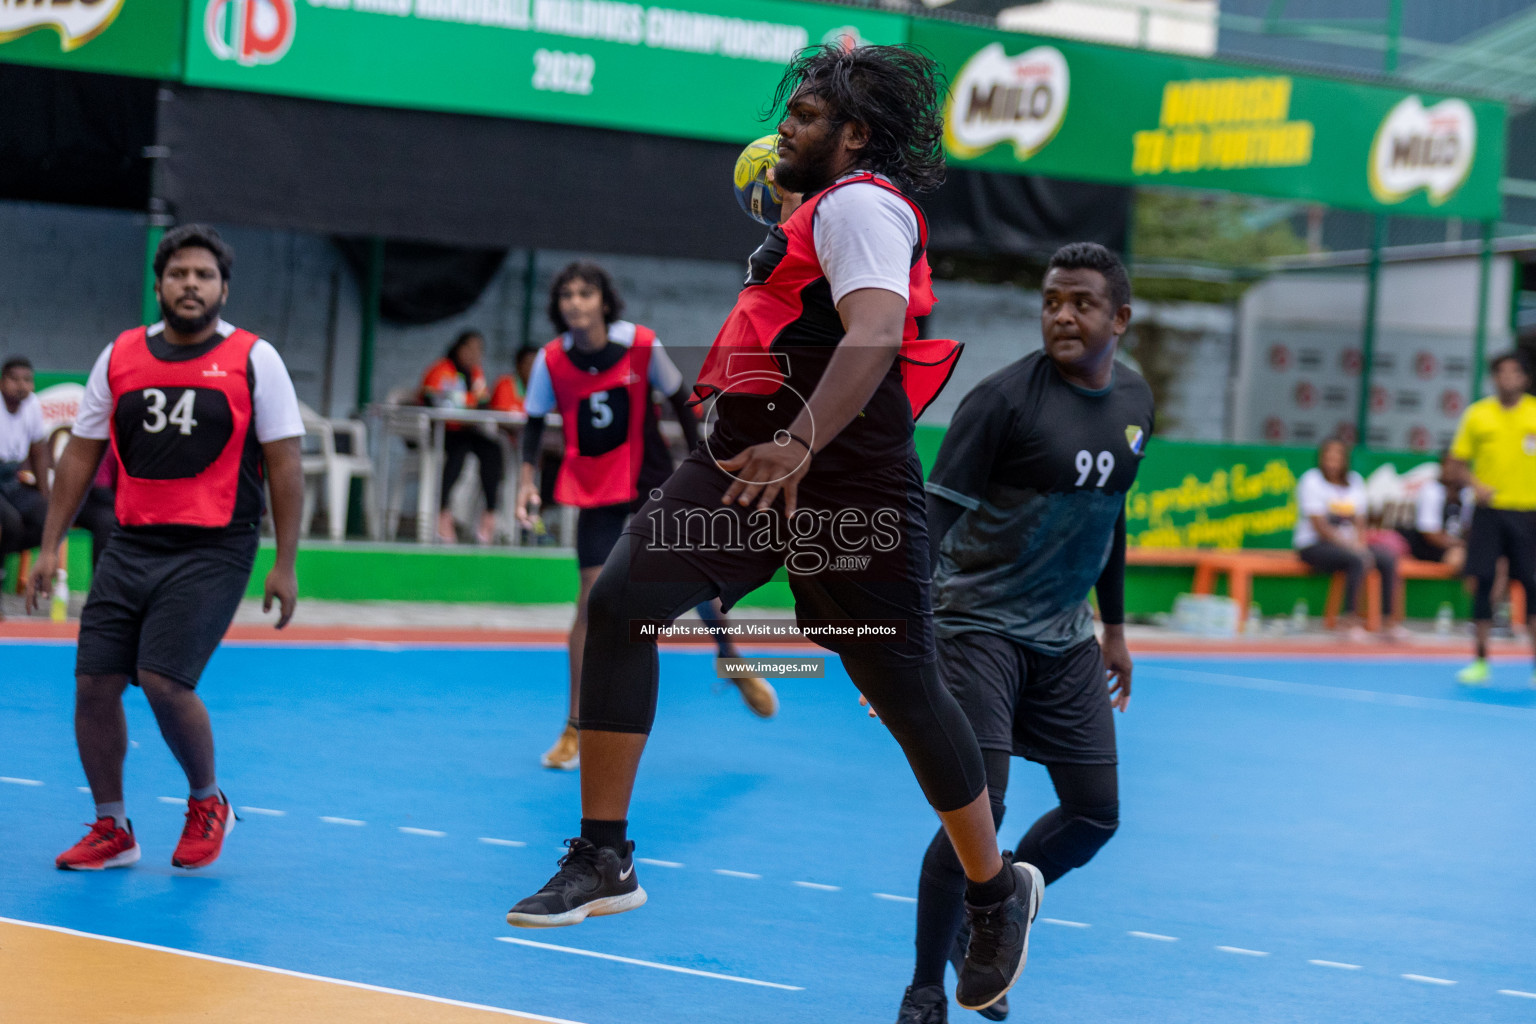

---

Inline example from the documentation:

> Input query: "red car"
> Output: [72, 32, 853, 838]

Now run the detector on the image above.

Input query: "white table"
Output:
[373, 405, 528, 544]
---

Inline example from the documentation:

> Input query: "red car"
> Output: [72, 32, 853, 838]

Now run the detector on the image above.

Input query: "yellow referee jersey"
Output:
[1450, 394, 1536, 510]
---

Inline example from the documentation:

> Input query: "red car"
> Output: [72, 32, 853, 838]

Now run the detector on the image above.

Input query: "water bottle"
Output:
[1435, 601, 1455, 636]
[1290, 598, 1309, 633]
[50, 569, 68, 624]
[1245, 603, 1263, 635]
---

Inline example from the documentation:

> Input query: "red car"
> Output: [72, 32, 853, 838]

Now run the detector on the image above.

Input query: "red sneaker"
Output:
[171, 792, 237, 869]
[56, 817, 141, 870]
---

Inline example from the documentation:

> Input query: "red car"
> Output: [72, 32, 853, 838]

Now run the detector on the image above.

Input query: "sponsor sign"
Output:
[0, 0, 184, 77]
[183, 0, 907, 145]
[914, 19, 1504, 219]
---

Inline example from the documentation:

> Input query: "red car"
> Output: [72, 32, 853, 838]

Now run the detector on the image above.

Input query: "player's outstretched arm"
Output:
[262, 436, 303, 629]
[25, 436, 108, 613]
[718, 288, 904, 515]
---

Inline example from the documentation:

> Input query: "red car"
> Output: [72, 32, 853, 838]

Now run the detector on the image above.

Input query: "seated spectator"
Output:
[420, 330, 503, 545]
[1294, 436, 1405, 640]
[0, 356, 51, 559]
[1399, 450, 1474, 571]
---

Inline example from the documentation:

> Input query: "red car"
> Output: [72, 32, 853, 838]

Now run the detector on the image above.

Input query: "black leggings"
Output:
[1297, 541, 1398, 616]
[579, 540, 987, 814]
[441, 429, 504, 512]
[0, 482, 46, 556]
[912, 749, 1119, 987]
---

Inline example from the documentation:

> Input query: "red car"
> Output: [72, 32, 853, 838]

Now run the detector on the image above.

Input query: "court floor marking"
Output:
[0, 776, 43, 786]
[0, 915, 591, 1023]
[495, 937, 803, 991]
[3, 773, 1523, 994]
[1501, 990, 1536, 999]
[1153, 667, 1536, 721]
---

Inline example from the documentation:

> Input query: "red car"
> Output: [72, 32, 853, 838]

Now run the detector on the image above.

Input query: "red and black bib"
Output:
[545, 328, 655, 509]
[693, 173, 961, 420]
[107, 325, 263, 529]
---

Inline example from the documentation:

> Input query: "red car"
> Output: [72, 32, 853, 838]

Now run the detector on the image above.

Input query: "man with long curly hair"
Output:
[503, 44, 1040, 1015]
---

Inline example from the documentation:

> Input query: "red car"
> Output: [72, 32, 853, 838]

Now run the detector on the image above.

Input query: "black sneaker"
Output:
[955, 860, 1043, 1012]
[505, 837, 647, 927]
[950, 918, 1009, 1020]
[895, 983, 947, 1024]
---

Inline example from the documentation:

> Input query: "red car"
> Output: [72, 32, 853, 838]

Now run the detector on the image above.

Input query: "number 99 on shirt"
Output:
[1075, 449, 1115, 488]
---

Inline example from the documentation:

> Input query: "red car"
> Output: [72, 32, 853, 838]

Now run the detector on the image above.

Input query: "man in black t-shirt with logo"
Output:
[895, 243, 1154, 1024]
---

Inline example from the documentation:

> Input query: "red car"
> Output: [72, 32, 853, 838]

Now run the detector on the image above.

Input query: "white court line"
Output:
[0, 777, 43, 786]
[0, 916, 589, 1023]
[496, 937, 803, 991]
[398, 827, 446, 837]
[1217, 946, 1270, 957]
[1041, 918, 1091, 928]
[77, 786, 91, 793]
[637, 858, 683, 868]
[873, 893, 917, 903]
[1500, 990, 1536, 999]
[1402, 974, 1457, 986]
[1128, 931, 1179, 942]
[713, 869, 761, 879]
[238, 807, 286, 817]
[319, 816, 366, 826]
[1309, 960, 1363, 970]
[1156, 667, 1536, 721]
[480, 838, 527, 848]
[157, 796, 185, 804]
[793, 881, 840, 891]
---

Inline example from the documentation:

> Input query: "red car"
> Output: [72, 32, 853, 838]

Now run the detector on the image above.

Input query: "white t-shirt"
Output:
[0, 392, 48, 463]
[524, 321, 684, 418]
[813, 173, 919, 306]
[73, 321, 305, 444]
[1414, 479, 1475, 537]
[1293, 467, 1368, 549]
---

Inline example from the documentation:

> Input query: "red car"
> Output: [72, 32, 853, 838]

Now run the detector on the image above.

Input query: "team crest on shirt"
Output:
[1124, 425, 1146, 456]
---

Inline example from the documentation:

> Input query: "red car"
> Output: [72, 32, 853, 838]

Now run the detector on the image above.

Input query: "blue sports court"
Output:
[2, 639, 1534, 1023]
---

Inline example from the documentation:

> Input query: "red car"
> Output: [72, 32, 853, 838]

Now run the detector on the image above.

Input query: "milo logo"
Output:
[0, 0, 124, 52]
[206, 0, 294, 66]
[1369, 96, 1476, 206]
[944, 42, 1069, 162]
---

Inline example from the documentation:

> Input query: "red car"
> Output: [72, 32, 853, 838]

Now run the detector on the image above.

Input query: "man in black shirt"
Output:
[895, 243, 1154, 1024]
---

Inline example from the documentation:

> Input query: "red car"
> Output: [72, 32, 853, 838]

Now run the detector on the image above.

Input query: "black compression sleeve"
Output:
[925, 491, 966, 576]
[665, 388, 701, 451]
[520, 416, 546, 467]
[1095, 505, 1127, 625]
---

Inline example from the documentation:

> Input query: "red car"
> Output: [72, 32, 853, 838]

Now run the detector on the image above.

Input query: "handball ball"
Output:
[734, 134, 782, 227]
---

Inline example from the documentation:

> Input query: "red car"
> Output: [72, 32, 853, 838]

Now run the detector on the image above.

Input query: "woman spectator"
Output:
[1294, 436, 1405, 640]
[420, 330, 503, 544]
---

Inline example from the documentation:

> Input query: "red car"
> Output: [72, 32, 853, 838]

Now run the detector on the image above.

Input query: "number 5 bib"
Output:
[107, 326, 261, 529]
[543, 327, 655, 509]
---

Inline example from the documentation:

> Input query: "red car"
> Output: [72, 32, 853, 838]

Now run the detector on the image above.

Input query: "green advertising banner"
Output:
[910, 20, 1505, 220]
[182, 0, 905, 144]
[1125, 440, 1435, 550]
[0, 0, 185, 78]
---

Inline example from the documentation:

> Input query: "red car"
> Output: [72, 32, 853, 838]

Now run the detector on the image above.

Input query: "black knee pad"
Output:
[1038, 804, 1119, 870]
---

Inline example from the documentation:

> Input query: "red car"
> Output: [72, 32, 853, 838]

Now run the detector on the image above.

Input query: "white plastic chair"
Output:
[298, 402, 376, 541]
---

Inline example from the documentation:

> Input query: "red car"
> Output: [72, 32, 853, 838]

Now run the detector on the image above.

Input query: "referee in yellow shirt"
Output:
[1449, 351, 1536, 685]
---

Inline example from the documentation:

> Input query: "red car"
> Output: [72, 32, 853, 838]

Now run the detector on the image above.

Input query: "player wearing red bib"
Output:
[29, 225, 305, 872]
[516, 263, 778, 770]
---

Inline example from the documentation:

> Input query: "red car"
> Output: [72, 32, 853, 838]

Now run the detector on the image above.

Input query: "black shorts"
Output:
[619, 448, 935, 667]
[576, 502, 636, 569]
[76, 529, 258, 689]
[1465, 507, 1536, 583]
[939, 631, 1117, 765]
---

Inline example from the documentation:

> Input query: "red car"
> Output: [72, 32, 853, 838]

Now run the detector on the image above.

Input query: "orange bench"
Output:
[1128, 547, 1377, 633]
[1391, 558, 1525, 627]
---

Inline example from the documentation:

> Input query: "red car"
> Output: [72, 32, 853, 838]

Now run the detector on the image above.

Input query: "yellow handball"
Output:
[733, 134, 782, 227]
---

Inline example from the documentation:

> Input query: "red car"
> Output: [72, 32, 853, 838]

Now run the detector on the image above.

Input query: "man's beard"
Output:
[160, 296, 221, 336]
[774, 135, 842, 194]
